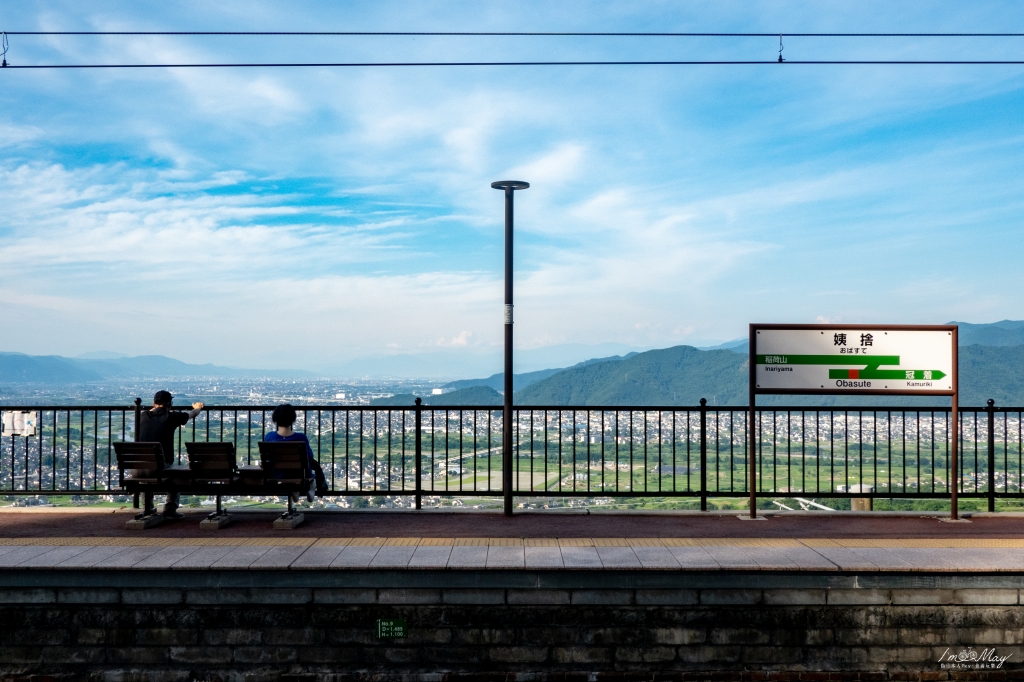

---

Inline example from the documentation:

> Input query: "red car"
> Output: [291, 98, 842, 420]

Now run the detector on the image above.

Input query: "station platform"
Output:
[1, 507, 1023, 572]
[3, 509, 1024, 679]
[2, 533, 1024, 572]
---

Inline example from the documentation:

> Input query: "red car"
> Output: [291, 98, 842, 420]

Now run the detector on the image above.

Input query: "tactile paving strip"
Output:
[1, 536, 1023, 548]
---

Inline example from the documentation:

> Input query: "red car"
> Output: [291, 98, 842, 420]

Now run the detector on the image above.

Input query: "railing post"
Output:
[699, 398, 707, 511]
[414, 398, 422, 510]
[133, 398, 142, 441]
[987, 398, 996, 513]
[132, 398, 142, 509]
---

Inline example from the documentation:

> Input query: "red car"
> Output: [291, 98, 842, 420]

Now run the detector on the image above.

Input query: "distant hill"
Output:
[371, 386, 503, 407]
[959, 345, 1024, 406]
[446, 353, 641, 394]
[445, 368, 564, 393]
[0, 354, 104, 383]
[951, 320, 1024, 347]
[0, 352, 314, 382]
[514, 346, 749, 406]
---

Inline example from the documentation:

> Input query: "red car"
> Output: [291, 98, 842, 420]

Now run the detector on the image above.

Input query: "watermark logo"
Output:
[938, 646, 1012, 669]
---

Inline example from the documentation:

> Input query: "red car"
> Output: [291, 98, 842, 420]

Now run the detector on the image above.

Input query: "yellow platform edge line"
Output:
[418, 538, 455, 546]
[525, 538, 559, 547]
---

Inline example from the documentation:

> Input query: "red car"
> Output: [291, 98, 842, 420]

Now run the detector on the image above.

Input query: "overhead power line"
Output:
[3, 31, 1024, 37]
[3, 31, 1021, 68]
[4, 60, 1024, 69]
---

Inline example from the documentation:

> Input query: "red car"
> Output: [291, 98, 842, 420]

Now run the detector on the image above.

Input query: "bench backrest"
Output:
[257, 441, 310, 484]
[114, 442, 165, 484]
[185, 442, 237, 482]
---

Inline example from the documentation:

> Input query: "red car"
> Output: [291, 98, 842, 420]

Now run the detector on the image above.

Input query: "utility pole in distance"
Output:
[491, 180, 529, 517]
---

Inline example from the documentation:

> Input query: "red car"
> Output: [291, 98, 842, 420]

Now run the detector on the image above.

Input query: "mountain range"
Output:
[513, 343, 1024, 407]
[0, 353, 315, 382]
[376, 320, 1024, 408]
[5, 320, 1024, 407]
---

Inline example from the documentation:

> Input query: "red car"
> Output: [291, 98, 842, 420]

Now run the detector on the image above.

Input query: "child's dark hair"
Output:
[272, 403, 297, 428]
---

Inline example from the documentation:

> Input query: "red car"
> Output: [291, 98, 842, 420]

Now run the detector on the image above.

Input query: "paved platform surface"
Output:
[2, 508, 1023, 539]
[3, 509, 1023, 572]
[1, 535, 1024, 571]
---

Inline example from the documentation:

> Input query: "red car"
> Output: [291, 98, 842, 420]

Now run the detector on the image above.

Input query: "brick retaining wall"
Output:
[2, 578, 1024, 681]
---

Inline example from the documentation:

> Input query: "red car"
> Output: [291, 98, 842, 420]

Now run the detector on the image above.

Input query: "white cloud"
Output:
[505, 144, 585, 188]
[0, 123, 44, 148]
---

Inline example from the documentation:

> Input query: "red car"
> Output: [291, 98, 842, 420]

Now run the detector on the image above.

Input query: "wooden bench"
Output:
[184, 442, 237, 528]
[257, 441, 314, 529]
[114, 440, 314, 530]
[114, 442, 187, 529]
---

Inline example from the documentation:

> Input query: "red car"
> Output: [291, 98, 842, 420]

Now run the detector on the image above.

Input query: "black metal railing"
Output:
[1, 400, 1021, 508]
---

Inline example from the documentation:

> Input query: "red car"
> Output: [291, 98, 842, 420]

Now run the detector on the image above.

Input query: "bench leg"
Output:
[127, 491, 164, 530]
[135, 492, 156, 519]
[200, 495, 232, 530]
[273, 511, 305, 529]
[273, 491, 305, 529]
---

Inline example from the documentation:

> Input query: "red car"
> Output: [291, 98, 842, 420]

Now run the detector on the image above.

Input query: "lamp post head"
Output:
[491, 180, 530, 190]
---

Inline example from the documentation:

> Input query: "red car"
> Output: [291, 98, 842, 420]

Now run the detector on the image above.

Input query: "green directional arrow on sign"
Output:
[829, 368, 946, 380]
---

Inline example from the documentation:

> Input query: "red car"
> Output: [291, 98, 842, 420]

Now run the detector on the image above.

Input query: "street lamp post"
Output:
[491, 180, 529, 517]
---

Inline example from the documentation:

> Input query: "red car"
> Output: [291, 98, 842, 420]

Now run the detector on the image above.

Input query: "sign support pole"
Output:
[951, 326, 959, 520]
[748, 324, 757, 519]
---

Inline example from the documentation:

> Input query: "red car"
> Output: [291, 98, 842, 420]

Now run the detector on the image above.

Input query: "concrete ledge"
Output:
[635, 589, 699, 605]
[442, 589, 505, 604]
[249, 588, 312, 604]
[508, 589, 570, 605]
[890, 589, 956, 605]
[378, 588, 442, 605]
[570, 589, 633, 605]
[700, 589, 762, 605]
[121, 588, 184, 604]
[0, 588, 55, 604]
[2, 568, 1024, 593]
[6, 581, 1024, 608]
[56, 588, 119, 604]
[763, 588, 827, 605]
[954, 588, 1020, 605]
[314, 588, 377, 604]
[828, 588, 892, 605]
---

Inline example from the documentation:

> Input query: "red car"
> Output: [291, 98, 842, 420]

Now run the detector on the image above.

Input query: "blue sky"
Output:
[1, 1, 1023, 377]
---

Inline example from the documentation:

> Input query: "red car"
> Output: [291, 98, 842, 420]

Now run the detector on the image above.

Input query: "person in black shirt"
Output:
[138, 390, 204, 520]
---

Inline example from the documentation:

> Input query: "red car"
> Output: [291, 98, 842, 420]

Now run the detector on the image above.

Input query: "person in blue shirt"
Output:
[265, 403, 328, 503]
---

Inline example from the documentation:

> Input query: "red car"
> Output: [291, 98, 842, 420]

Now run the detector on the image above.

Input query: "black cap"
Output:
[153, 390, 173, 406]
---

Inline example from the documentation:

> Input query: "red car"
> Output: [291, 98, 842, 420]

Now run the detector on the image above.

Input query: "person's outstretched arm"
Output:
[188, 402, 205, 419]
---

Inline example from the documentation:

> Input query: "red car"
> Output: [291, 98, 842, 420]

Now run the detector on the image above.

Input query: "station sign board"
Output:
[751, 324, 956, 396]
